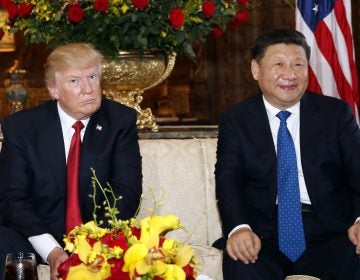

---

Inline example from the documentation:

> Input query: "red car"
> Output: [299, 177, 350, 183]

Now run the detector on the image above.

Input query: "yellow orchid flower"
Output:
[83, 221, 109, 239]
[163, 264, 186, 280]
[140, 215, 180, 243]
[152, 260, 168, 275]
[123, 215, 191, 278]
[122, 243, 149, 278]
[123, 234, 170, 277]
[66, 261, 112, 280]
[66, 263, 103, 280]
[162, 239, 175, 251]
[175, 245, 194, 267]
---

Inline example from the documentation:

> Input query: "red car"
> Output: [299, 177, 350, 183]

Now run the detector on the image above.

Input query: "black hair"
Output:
[251, 28, 311, 62]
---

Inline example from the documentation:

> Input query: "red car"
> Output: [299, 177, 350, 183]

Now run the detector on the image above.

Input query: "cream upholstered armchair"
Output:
[0, 135, 224, 279]
[138, 138, 223, 279]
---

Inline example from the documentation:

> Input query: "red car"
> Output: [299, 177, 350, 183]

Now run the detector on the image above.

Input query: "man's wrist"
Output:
[228, 224, 252, 238]
[47, 247, 65, 262]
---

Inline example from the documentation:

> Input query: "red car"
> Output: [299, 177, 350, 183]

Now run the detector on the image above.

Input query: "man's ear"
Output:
[48, 86, 59, 100]
[251, 59, 260, 80]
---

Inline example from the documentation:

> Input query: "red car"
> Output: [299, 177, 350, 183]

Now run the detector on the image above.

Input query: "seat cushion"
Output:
[192, 244, 223, 280]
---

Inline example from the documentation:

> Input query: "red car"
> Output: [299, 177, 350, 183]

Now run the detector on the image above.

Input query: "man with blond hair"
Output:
[0, 43, 142, 279]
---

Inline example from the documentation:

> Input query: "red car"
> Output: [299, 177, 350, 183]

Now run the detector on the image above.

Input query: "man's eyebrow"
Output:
[65, 74, 81, 79]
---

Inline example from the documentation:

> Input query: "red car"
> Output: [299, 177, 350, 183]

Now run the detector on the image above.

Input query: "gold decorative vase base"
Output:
[102, 51, 176, 131]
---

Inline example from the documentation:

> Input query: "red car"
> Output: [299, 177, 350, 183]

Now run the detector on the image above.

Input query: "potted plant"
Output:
[0, 0, 253, 59]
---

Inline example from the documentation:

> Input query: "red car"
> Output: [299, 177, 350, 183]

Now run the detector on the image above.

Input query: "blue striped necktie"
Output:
[276, 110, 306, 262]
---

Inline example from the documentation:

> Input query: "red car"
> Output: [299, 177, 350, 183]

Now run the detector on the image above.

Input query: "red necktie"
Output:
[66, 121, 84, 233]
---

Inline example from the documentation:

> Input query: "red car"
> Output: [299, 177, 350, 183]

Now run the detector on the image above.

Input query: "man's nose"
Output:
[282, 66, 296, 80]
[81, 79, 92, 93]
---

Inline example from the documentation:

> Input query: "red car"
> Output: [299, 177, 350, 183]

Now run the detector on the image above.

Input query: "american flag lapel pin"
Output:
[96, 124, 102, 131]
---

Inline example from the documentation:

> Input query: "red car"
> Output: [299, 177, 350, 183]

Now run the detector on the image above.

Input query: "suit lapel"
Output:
[40, 101, 67, 189]
[300, 93, 322, 207]
[79, 106, 108, 190]
[246, 95, 278, 204]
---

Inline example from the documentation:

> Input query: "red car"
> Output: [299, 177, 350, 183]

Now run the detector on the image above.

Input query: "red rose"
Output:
[1, 0, 12, 8]
[132, 0, 148, 9]
[237, 0, 250, 4]
[67, 4, 84, 23]
[107, 259, 130, 280]
[0, 29, 4, 41]
[228, 10, 249, 29]
[18, 3, 33, 17]
[168, 7, 184, 29]
[182, 263, 195, 279]
[235, 10, 249, 24]
[93, 0, 109, 13]
[212, 26, 223, 38]
[130, 226, 141, 239]
[5, 1, 18, 20]
[102, 231, 128, 250]
[87, 235, 97, 247]
[202, 1, 216, 19]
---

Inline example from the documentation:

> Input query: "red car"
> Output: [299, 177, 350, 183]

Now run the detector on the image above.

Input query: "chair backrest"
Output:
[138, 138, 222, 246]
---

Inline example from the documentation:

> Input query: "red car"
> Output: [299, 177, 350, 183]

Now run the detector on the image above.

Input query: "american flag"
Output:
[295, 0, 359, 123]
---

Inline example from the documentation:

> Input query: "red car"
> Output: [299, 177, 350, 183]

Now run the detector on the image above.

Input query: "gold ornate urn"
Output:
[102, 50, 176, 131]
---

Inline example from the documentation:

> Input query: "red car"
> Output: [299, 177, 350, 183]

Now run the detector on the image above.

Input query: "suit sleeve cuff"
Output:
[228, 224, 252, 238]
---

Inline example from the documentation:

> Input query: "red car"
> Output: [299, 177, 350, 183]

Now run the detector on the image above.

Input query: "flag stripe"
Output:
[295, 13, 340, 99]
[295, 0, 359, 120]
[308, 66, 322, 95]
[314, 21, 354, 104]
[333, 0, 359, 103]
[326, 5, 351, 85]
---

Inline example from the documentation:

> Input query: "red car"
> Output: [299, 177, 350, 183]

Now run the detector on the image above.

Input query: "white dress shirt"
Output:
[28, 103, 89, 262]
[229, 96, 311, 237]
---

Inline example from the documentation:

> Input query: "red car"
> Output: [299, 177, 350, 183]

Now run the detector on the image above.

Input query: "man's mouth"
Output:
[81, 99, 96, 104]
[279, 84, 297, 91]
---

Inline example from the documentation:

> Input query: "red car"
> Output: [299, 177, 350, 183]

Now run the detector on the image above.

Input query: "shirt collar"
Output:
[262, 95, 300, 121]
[57, 102, 90, 129]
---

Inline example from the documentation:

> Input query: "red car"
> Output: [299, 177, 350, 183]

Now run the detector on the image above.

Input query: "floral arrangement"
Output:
[57, 169, 198, 280]
[0, 0, 254, 59]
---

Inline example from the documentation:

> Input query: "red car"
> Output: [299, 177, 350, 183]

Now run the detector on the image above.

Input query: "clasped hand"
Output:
[227, 221, 360, 266]
[226, 228, 261, 264]
[348, 220, 360, 255]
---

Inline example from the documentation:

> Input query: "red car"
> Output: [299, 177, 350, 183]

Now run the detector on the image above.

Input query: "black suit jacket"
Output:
[0, 98, 142, 244]
[215, 92, 360, 239]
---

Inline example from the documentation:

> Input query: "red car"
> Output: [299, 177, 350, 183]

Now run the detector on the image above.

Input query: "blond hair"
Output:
[44, 43, 104, 87]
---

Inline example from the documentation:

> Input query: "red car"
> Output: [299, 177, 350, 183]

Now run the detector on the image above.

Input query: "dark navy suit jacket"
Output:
[0, 98, 142, 244]
[215, 92, 360, 239]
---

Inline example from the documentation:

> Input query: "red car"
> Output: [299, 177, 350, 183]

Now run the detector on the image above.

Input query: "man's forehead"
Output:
[264, 44, 307, 58]
[57, 66, 98, 77]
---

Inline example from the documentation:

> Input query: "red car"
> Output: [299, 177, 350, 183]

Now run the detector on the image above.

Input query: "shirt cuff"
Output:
[28, 233, 62, 262]
[228, 224, 251, 238]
